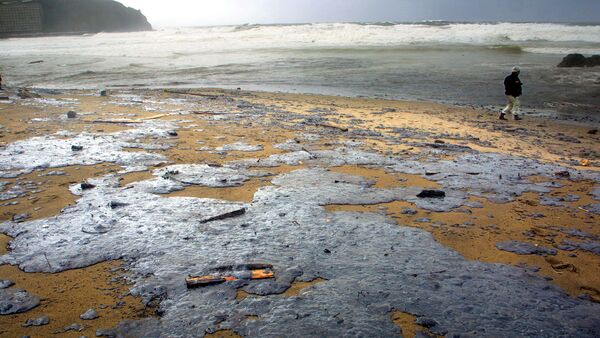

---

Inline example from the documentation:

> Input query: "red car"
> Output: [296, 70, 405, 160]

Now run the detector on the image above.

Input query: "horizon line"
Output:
[148, 19, 600, 29]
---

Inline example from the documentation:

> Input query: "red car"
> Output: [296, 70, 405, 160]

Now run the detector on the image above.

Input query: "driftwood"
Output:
[86, 119, 142, 124]
[192, 111, 228, 115]
[164, 90, 221, 99]
[186, 265, 274, 288]
[206, 263, 274, 273]
[85, 114, 168, 124]
[199, 208, 247, 224]
[145, 114, 168, 120]
[316, 123, 349, 132]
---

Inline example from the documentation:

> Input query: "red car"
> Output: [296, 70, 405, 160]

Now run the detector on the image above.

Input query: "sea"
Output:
[1, 22, 600, 118]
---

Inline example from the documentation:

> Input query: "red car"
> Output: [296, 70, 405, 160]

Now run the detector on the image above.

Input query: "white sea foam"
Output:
[1, 22, 599, 112]
[1, 23, 598, 59]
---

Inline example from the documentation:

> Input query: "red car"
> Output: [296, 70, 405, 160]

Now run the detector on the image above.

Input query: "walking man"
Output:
[0, 73, 3, 90]
[500, 66, 523, 120]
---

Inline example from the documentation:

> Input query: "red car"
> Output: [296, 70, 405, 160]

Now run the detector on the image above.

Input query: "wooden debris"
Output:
[186, 264, 275, 288]
[85, 119, 142, 124]
[316, 123, 349, 132]
[164, 90, 222, 99]
[199, 208, 247, 224]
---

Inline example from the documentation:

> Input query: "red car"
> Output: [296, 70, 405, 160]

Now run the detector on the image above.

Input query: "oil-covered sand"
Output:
[0, 89, 599, 337]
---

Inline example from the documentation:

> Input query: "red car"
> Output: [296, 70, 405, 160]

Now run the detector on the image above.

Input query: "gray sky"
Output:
[118, 0, 600, 27]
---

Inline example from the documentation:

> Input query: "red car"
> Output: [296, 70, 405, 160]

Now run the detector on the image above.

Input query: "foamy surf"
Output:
[1, 22, 599, 116]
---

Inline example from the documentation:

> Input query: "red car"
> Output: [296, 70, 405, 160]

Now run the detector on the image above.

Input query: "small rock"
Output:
[417, 190, 446, 198]
[80, 308, 99, 320]
[416, 317, 438, 328]
[0, 288, 40, 315]
[67, 111, 77, 119]
[22, 315, 50, 327]
[100, 90, 108, 97]
[578, 294, 593, 301]
[555, 171, 570, 178]
[55, 323, 84, 333]
[71, 145, 84, 152]
[12, 213, 31, 223]
[17, 88, 41, 99]
[167, 131, 178, 137]
[401, 208, 418, 215]
[588, 129, 598, 135]
[96, 328, 116, 337]
[81, 182, 96, 190]
[323, 249, 331, 254]
[0, 280, 14, 289]
[561, 239, 600, 256]
[496, 241, 557, 256]
[109, 201, 129, 209]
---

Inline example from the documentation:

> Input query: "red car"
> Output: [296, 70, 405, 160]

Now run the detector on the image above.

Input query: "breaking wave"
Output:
[218, 22, 600, 49]
[1, 21, 599, 113]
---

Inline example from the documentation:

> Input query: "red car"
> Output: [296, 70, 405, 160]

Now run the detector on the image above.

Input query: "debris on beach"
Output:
[22, 315, 50, 327]
[198, 208, 247, 224]
[80, 182, 96, 190]
[17, 88, 41, 99]
[417, 190, 446, 198]
[80, 308, 99, 320]
[186, 264, 275, 288]
[1, 89, 600, 337]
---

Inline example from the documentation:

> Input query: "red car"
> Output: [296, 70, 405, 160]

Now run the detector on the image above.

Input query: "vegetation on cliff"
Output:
[39, 0, 152, 33]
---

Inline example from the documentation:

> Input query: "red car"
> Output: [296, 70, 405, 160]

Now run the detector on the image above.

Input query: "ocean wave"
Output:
[2, 22, 598, 60]
[216, 22, 600, 46]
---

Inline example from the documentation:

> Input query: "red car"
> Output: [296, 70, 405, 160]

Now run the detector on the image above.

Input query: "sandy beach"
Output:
[0, 88, 599, 337]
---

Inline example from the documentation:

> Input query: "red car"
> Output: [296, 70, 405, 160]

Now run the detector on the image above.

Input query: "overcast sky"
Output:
[118, 0, 600, 27]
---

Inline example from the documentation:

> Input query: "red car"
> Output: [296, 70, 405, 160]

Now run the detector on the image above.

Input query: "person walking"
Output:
[0, 73, 3, 90]
[500, 66, 523, 120]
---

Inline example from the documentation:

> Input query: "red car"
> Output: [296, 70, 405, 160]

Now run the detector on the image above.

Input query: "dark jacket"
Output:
[504, 73, 522, 97]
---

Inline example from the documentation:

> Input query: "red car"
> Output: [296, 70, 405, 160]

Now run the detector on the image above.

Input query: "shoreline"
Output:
[7, 85, 600, 125]
[1, 88, 599, 337]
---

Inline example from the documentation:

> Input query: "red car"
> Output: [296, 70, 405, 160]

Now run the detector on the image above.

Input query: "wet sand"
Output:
[0, 88, 599, 337]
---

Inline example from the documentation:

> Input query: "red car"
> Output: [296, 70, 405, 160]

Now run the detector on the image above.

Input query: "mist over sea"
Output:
[1, 22, 600, 116]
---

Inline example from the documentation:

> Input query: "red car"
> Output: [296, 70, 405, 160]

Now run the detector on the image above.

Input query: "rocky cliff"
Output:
[39, 0, 152, 33]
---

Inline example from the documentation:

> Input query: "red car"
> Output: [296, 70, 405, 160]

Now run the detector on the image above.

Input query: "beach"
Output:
[0, 88, 599, 337]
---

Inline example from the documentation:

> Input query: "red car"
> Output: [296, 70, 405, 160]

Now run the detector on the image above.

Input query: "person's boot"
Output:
[499, 112, 507, 120]
[513, 114, 522, 121]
